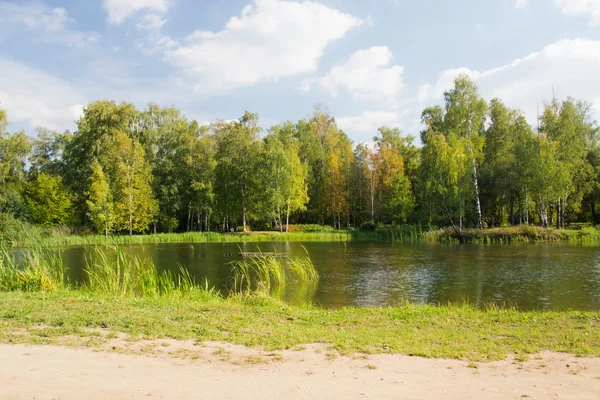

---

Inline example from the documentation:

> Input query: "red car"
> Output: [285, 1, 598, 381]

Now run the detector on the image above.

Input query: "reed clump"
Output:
[84, 246, 205, 298]
[230, 251, 318, 295]
[0, 246, 66, 292]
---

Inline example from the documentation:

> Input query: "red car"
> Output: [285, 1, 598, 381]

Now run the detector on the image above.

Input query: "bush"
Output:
[360, 222, 377, 232]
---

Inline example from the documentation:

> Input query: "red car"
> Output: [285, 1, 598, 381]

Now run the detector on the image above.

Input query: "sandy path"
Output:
[1, 343, 599, 400]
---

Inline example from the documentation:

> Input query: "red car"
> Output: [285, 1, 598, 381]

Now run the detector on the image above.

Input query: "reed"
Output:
[83, 246, 205, 298]
[230, 250, 318, 295]
[0, 246, 66, 292]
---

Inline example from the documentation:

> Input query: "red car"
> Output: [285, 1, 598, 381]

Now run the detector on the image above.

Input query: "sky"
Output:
[1, 0, 600, 143]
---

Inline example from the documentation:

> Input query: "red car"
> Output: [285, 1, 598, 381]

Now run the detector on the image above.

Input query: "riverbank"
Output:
[3, 218, 600, 247]
[2, 343, 599, 400]
[426, 225, 600, 243]
[1, 290, 598, 361]
[1, 225, 426, 247]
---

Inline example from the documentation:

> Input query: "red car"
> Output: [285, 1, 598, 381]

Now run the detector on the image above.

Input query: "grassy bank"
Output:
[0, 290, 599, 361]
[1, 224, 427, 247]
[425, 225, 600, 243]
[1, 245, 599, 361]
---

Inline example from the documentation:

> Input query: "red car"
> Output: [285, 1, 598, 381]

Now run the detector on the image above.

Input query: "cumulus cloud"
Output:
[0, 57, 85, 130]
[102, 0, 171, 25]
[554, 0, 600, 26]
[416, 38, 600, 126]
[136, 13, 167, 31]
[336, 110, 406, 136]
[0, 2, 100, 47]
[301, 46, 405, 103]
[165, 0, 363, 93]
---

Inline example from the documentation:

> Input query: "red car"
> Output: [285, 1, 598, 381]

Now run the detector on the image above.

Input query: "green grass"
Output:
[426, 226, 600, 243]
[230, 249, 318, 295]
[0, 247, 67, 292]
[1, 242, 599, 361]
[0, 290, 598, 361]
[84, 246, 197, 297]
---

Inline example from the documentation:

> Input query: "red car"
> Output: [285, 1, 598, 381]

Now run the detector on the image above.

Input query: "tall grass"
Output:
[425, 225, 600, 243]
[230, 250, 319, 295]
[0, 246, 66, 291]
[84, 246, 203, 297]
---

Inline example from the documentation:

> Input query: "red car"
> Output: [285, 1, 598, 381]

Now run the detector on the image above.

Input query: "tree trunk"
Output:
[591, 197, 597, 227]
[471, 157, 483, 229]
[129, 192, 133, 236]
[539, 198, 548, 227]
[286, 202, 291, 233]
[242, 206, 247, 232]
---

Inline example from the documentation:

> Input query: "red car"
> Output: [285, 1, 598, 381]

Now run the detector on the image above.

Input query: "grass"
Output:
[0, 247, 66, 292]
[230, 248, 318, 295]
[0, 290, 598, 361]
[426, 226, 600, 243]
[84, 246, 198, 297]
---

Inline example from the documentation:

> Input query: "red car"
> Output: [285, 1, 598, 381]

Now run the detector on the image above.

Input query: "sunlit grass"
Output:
[230, 248, 318, 295]
[0, 291, 598, 361]
[0, 246, 66, 292]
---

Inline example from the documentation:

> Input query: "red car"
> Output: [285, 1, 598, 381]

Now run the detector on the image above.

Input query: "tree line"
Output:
[0, 74, 598, 235]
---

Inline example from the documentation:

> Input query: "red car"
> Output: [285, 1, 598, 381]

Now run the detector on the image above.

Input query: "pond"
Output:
[58, 241, 600, 310]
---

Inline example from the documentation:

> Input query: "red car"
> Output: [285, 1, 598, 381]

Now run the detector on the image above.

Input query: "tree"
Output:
[85, 159, 114, 235]
[372, 127, 415, 224]
[350, 143, 374, 226]
[0, 111, 32, 218]
[63, 101, 139, 221]
[214, 112, 262, 232]
[480, 99, 519, 226]
[419, 128, 471, 238]
[138, 104, 191, 232]
[540, 98, 594, 228]
[109, 131, 157, 235]
[182, 121, 216, 232]
[443, 74, 488, 228]
[262, 123, 310, 231]
[26, 173, 72, 225]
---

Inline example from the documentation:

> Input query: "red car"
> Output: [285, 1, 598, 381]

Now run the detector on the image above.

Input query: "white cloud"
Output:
[516, 0, 529, 8]
[554, 0, 600, 26]
[102, 0, 171, 25]
[0, 57, 85, 131]
[417, 38, 600, 125]
[301, 46, 405, 103]
[136, 13, 166, 31]
[165, 0, 363, 93]
[0, 2, 100, 47]
[337, 110, 405, 136]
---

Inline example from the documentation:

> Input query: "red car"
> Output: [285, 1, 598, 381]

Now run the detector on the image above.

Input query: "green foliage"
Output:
[86, 159, 114, 235]
[26, 173, 73, 225]
[1, 78, 599, 232]
[110, 131, 157, 234]
[360, 221, 377, 232]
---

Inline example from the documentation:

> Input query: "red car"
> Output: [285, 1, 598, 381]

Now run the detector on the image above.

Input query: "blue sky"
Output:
[1, 0, 599, 143]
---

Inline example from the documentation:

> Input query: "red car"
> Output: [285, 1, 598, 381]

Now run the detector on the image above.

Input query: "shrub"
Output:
[360, 222, 377, 232]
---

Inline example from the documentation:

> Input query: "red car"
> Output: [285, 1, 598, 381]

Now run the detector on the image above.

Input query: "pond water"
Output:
[58, 241, 600, 310]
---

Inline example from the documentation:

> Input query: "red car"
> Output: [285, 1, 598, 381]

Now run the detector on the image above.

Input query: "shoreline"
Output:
[4, 225, 600, 247]
[1, 290, 599, 361]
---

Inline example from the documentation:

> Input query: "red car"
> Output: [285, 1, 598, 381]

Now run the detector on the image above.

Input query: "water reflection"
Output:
[53, 241, 600, 310]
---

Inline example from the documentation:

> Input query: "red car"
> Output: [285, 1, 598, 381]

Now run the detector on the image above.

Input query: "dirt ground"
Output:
[1, 341, 599, 400]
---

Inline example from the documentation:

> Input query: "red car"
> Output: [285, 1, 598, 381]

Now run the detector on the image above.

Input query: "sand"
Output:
[1, 341, 599, 400]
